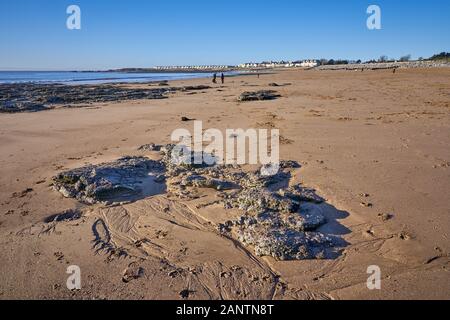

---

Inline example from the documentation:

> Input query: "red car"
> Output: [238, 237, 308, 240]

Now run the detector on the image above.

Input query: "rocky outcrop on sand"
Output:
[53, 144, 344, 260]
[138, 143, 163, 152]
[158, 145, 343, 260]
[238, 90, 281, 101]
[52, 157, 165, 204]
[0, 101, 49, 113]
[0, 83, 211, 113]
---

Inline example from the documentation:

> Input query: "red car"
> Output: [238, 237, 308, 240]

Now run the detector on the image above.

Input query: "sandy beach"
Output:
[0, 68, 449, 300]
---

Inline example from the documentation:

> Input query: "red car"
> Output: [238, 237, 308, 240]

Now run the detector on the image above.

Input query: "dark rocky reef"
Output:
[238, 90, 281, 102]
[0, 83, 211, 113]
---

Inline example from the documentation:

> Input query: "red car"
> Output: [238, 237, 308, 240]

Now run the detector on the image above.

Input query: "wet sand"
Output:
[0, 68, 449, 299]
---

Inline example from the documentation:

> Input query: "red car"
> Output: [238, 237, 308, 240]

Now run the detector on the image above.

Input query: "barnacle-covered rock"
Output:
[230, 189, 298, 214]
[237, 224, 335, 260]
[53, 157, 165, 204]
[181, 174, 235, 191]
[138, 143, 162, 152]
[281, 185, 325, 204]
[54, 143, 343, 261]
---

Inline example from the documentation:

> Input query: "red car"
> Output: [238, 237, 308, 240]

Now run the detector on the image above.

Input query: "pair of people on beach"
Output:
[212, 73, 225, 84]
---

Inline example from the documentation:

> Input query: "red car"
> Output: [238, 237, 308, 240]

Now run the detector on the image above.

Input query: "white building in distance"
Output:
[238, 60, 318, 69]
[153, 65, 230, 71]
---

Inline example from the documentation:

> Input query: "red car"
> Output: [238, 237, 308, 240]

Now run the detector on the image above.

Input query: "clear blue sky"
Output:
[1, 0, 449, 70]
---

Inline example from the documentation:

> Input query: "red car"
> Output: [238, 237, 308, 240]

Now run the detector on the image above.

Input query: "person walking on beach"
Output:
[221, 73, 225, 84]
[212, 73, 217, 84]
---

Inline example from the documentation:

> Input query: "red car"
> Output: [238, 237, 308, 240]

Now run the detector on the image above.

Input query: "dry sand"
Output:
[0, 68, 449, 300]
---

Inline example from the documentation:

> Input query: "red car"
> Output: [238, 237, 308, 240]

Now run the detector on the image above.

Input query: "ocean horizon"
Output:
[0, 71, 225, 85]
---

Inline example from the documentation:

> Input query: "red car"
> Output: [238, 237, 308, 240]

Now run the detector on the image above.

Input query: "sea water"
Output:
[0, 71, 219, 85]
